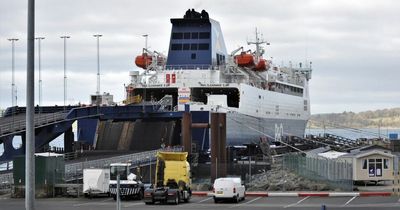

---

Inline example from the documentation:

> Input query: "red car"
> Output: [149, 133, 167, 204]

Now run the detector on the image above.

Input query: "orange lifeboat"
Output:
[253, 58, 271, 71]
[135, 53, 152, 69]
[253, 59, 266, 71]
[234, 52, 269, 71]
[234, 52, 254, 67]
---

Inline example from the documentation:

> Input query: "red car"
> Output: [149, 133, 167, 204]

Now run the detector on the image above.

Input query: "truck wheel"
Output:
[112, 195, 116, 201]
[138, 190, 144, 200]
[174, 194, 180, 205]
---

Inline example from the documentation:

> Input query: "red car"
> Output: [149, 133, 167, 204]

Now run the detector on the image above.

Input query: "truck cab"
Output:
[109, 163, 144, 200]
[144, 152, 192, 205]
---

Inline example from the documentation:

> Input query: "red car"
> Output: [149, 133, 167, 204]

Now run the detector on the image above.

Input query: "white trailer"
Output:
[83, 168, 110, 198]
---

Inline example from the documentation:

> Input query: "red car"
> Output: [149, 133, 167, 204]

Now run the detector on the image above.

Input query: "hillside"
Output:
[309, 107, 400, 128]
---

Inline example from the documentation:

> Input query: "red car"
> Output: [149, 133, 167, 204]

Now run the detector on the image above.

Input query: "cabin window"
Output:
[184, 32, 191, 39]
[191, 53, 196, 60]
[172, 32, 183, 39]
[362, 159, 367, 169]
[199, 32, 210, 39]
[384, 159, 389, 169]
[183, 44, 190, 50]
[376, 161, 382, 177]
[198, 43, 209, 50]
[191, 32, 198, 39]
[191, 44, 198, 50]
[171, 44, 182, 51]
[368, 159, 384, 177]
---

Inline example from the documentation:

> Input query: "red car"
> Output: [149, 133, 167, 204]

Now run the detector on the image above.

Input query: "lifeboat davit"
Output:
[135, 53, 152, 69]
[234, 52, 268, 71]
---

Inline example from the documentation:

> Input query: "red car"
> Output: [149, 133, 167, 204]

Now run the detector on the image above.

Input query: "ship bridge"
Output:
[167, 9, 228, 68]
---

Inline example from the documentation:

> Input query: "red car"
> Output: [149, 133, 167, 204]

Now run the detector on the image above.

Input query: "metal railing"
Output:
[0, 112, 66, 136]
[64, 147, 182, 181]
[0, 147, 183, 189]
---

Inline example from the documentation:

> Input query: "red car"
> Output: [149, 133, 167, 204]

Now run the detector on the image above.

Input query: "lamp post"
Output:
[35, 37, 45, 113]
[93, 34, 102, 96]
[8, 38, 19, 107]
[60, 36, 70, 112]
[147, 156, 152, 185]
[142, 34, 148, 113]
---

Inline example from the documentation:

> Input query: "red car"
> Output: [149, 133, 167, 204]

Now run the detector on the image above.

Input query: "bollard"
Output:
[321, 204, 326, 210]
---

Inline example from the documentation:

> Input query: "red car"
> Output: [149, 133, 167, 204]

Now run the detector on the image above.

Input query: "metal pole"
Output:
[35, 37, 44, 113]
[216, 157, 218, 179]
[26, 0, 35, 209]
[60, 36, 70, 112]
[142, 34, 148, 113]
[93, 34, 102, 95]
[116, 175, 121, 210]
[149, 157, 152, 185]
[8, 38, 19, 107]
[249, 156, 251, 182]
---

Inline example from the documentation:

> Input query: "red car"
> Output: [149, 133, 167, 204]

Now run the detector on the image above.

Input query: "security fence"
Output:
[283, 153, 353, 191]
[0, 147, 182, 190]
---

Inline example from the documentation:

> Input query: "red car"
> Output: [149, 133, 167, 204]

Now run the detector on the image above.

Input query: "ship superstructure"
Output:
[125, 9, 312, 147]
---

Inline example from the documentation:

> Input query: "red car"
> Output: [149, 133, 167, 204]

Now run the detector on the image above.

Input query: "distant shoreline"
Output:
[307, 126, 400, 130]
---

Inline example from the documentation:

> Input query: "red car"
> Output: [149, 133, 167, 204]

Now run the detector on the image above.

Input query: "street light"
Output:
[60, 36, 70, 112]
[93, 34, 102, 96]
[35, 37, 45, 113]
[8, 38, 19, 107]
[146, 156, 152, 185]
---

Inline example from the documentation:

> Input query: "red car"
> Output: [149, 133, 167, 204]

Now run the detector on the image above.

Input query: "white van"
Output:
[213, 177, 245, 203]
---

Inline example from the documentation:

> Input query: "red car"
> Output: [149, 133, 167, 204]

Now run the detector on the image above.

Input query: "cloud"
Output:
[1, 0, 400, 113]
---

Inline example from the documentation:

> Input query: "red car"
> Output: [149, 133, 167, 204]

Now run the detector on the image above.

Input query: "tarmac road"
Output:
[0, 194, 399, 210]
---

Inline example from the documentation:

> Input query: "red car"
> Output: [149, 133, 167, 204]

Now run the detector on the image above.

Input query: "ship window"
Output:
[198, 43, 209, 50]
[172, 32, 183, 39]
[191, 43, 198, 50]
[191, 32, 199, 39]
[199, 32, 210, 39]
[183, 44, 190, 50]
[191, 53, 196, 59]
[171, 44, 182, 51]
[184, 32, 191, 39]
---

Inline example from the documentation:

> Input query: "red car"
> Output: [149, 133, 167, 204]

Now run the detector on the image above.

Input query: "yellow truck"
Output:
[143, 151, 192, 204]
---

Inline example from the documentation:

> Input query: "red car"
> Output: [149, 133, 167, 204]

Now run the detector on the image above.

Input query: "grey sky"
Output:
[0, 0, 399, 114]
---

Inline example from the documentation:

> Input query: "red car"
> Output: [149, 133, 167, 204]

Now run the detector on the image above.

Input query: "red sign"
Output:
[171, 74, 176, 83]
[166, 74, 170, 83]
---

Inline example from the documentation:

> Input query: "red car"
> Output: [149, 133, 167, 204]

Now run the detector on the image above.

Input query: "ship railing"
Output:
[164, 64, 219, 70]
[0, 111, 66, 136]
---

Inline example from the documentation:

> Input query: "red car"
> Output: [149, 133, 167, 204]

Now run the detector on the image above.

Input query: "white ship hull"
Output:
[187, 83, 310, 147]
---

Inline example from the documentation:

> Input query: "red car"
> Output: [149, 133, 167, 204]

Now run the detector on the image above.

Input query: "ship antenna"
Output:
[247, 28, 269, 63]
[142, 34, 148, 52]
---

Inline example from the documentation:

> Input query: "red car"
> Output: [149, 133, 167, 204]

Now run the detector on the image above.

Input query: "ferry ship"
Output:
[125, 9, 312, 149]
